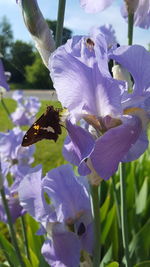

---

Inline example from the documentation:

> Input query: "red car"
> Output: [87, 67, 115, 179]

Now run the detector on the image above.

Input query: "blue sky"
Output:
[0, 0, 150, 48]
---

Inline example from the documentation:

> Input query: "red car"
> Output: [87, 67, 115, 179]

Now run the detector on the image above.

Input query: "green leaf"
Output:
[100, 245, 112, 267]
[130, 219, 150, 260]
[101, 205, 116, 244]
[29, 249, 39, 267]
[21, 255, 32, 267]
[134, 260, 150, 267]
[0, 232, 20, 267]
[136, 177, 148, 214]
[104, 262, 119, 267]
[100, 195, 110, 223]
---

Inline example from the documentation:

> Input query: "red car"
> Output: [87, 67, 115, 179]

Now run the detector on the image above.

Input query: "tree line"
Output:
[0, 16, 72, 89]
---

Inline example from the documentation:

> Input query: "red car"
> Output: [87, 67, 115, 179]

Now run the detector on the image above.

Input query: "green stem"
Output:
[90, 185, 101, 267]
[55, 0, 66, 48]
[0, 187, 25, 267]
[120, 163, 131, 267]
[128, 13, 134, 45]
[112, 175, 121, 229]
[20, 216, 31, 262]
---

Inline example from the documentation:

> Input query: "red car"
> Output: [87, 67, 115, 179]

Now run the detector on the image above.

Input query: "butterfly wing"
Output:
[22, 106, 62, 147]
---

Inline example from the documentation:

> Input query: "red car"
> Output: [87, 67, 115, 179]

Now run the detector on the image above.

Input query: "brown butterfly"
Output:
[22, 106, 62, 147]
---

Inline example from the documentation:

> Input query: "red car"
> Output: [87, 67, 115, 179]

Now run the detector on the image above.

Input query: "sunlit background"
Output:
[0, 0, 150, 48]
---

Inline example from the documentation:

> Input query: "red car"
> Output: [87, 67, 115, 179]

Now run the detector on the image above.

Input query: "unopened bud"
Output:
[124, 0, 139, 14]
[17, 0, 55, 67]
[112, 64, 133, 91]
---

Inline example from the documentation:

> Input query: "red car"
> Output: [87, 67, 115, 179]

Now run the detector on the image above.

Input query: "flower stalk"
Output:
[20, 216, 31, 262]
[55, 0, 66, 48]
[112, 175, 121, 229]
[120, 163, 131, 267]
[128, 12, 134, 45]
[90, 184, 101, 266]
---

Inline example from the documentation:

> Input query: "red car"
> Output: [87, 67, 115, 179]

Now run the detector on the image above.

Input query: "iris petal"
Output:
[91, 115, 142, 179]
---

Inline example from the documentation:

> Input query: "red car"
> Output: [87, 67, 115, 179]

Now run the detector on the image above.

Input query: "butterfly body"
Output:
[22, 106, 62, 147]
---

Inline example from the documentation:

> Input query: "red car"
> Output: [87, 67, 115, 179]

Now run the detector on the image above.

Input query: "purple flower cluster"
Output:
[11, 90, 41, 126]
[49, 28, 150, 182]
[18, 164, 93, 266]
[0, 127, 35, 223]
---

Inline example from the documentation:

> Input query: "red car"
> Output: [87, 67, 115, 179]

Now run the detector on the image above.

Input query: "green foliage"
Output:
[25, 54, 53, 89]
[8, 40, 35, 83]
[0, 16, 13, 56]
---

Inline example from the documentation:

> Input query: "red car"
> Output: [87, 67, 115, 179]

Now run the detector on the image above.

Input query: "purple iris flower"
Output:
[11, 90, 41, 126]
[80, 0, 150, 29]
[0, 58, 10, 91]
[0, 160, 24, 223]
[0, 190, 24, 223]
[50, 30, 150, 181]
[18, 164, 93, 266]
[0, 127, 35, 176]
[95, 24, 117, 48]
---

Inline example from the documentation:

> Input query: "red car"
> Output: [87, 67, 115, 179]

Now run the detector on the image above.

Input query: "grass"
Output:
[0, 98, 67, 175]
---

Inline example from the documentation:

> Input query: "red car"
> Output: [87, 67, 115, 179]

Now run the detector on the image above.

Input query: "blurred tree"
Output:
[25, 53, 53, 89]
[0, 16, 13, 56]
[9, 40, 35, 82]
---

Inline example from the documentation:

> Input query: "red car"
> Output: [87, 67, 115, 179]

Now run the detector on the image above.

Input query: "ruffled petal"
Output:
[50, 37, 97, 117]
[42, 232, 80, 267]
[80, 0, 114, 13]
[63, 136, 91, 176]
[90, 115, 142, 179]
[18, 165, 51, 221]
[122, 131, 149, 162]
[42, 164, 91, 222]
[66, 120, 95, 164]
[110, 45, 150, 95]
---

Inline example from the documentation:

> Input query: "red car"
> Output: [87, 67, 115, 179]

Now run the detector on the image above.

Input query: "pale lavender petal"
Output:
[50, 35, 122, 118]
[42, 231, 80, 267]
[110, 45, 150, 95]
[97, 24, 117, 47]
[50, 38, 97, 117]
[122, 131, 149, 162]
[0, 196, 23, 223]
[63, 136, 91, 175]
[11, 107, 34, 126]
[18, 165, 51, 221]
[80, 222, 94, 254]
[8, 197, 24, 223]
[91, 115, 142, 179]
[66, 120, 95, 164]
[80, 0, 114, 13]
[42, 164, 91, 222]
[12, 90, 23, 102]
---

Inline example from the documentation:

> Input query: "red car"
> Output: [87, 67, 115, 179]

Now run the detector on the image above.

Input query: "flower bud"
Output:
[112, 64, 133, 91]
[17, 0, 55, 67]
[124, 0, 139, 14]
